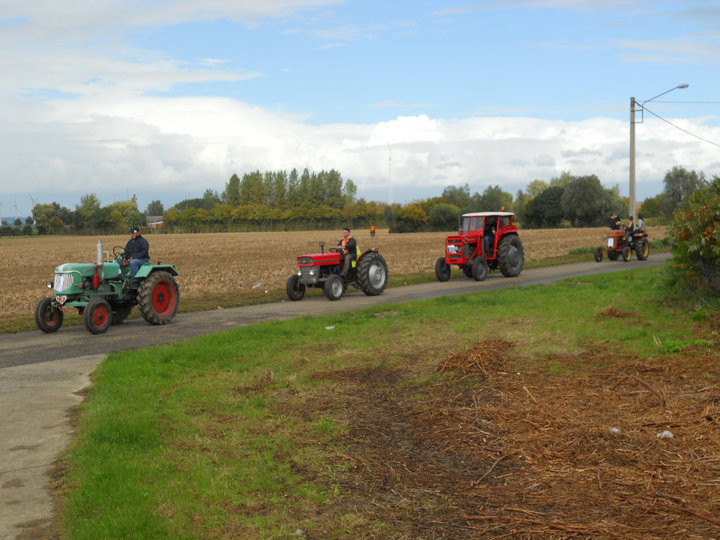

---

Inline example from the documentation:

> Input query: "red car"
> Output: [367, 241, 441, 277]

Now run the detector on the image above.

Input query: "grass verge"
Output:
[59, 266, 719, 538]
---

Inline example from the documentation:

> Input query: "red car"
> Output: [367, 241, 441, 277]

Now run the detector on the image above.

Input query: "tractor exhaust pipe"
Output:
[319, 241, 325, 254]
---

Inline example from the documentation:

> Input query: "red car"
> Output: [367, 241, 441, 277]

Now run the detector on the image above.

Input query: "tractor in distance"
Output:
[435, 211, 524, 282]
[594, 228, 649, 262]
[286, 226, 388, 301]
[35, 240, 180, 334]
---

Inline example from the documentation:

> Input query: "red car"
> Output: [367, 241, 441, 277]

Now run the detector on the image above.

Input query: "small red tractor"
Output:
[435, 211, 524, 282]
[594, 229, 649, 262]
[286, 227, 388, 301]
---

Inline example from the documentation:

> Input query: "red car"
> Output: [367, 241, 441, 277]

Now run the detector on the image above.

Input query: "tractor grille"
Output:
[299, 266, 320, 284]
[54, 273, 75, 292]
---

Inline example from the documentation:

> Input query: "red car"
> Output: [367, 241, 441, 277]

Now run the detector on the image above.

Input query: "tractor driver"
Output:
[338, 227, 357, 278]
[121, 225, 150, 278]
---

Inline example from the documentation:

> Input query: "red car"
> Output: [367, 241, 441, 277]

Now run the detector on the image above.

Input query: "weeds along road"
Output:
[0, 253, 671, 369]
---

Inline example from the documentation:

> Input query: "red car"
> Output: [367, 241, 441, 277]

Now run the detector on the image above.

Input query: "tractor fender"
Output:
[135, 264, 179, 280]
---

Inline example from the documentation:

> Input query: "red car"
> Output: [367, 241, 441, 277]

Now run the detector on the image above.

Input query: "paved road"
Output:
[0, 253, 671, 369]
[0, 253, 671, 539]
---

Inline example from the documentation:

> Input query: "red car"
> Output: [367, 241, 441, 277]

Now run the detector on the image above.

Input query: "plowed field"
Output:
[0, 226, 665, 325]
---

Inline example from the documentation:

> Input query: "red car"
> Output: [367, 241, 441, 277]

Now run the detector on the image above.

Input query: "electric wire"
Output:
[641, 104, 720, 149]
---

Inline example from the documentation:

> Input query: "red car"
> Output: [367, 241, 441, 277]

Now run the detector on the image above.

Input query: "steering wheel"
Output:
[330, 247, 342, 253]
[113, 246, 125, 259]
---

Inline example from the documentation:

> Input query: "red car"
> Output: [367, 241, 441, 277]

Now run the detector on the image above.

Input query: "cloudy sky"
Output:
[1, 0, 719, 219]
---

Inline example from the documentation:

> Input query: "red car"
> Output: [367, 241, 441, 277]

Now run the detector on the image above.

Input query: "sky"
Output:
[1, 0, 720, 220]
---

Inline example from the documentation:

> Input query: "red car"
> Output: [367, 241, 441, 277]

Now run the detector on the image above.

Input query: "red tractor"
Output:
[435, 211, 524, 282]
[594, 229, 649, 262]
[286, 227, 388, 301]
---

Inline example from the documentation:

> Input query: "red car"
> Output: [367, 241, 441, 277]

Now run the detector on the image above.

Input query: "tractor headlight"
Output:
[53, 273, 75, 292]
[46, 281, 54, 289]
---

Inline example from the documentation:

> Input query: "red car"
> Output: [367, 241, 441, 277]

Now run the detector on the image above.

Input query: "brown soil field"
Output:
[0, 226, 666, 325]
[303, 340, 720, 538]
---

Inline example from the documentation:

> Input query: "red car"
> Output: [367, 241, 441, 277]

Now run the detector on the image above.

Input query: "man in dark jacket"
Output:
[121, 225, 150, 278]
[337, 227, 357, 278]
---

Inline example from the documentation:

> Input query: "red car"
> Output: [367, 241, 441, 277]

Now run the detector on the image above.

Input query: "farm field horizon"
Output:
[0, 226, 666, 330]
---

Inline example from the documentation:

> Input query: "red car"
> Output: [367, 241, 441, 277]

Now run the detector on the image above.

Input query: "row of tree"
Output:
[14, 165, 709, 236]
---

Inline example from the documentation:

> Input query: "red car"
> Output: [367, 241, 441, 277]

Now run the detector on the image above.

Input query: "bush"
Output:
[665, 176, 720, 295]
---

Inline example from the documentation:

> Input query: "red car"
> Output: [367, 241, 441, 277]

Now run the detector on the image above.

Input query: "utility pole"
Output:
[629, 97, 636, 222]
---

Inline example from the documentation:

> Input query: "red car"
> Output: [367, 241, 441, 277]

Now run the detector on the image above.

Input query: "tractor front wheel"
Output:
[497, 235, 524, 277]
[622, 246, 631, 262]
[84, 298, 112, 334]
[593, 247, 603, 262]
[35, 297, 63, 333]
[324, 274, 344, 301]
[471, 257, 488, 281]
[357, 252, 388, 296]
[435, 257, 451, 282]
[138, 271, 180, 325]
[608, 250, 619, 261]
[286, 274, 306, 301]
[636, 238, 649, 260]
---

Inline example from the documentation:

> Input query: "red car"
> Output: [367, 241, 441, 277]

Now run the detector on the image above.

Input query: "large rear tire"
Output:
[357, 252, 388, 296]
[324, 274, 344, 301]
[138, 271, 180, 325]
[35, 297, 63, 333]
[636, 238, 649, 261]
[435, 257, 451, 282]
[471, 257, 488, 281]
[84, 298, 112, 334]
[497, 235, 524, 277]
[286, 274, 306, 301]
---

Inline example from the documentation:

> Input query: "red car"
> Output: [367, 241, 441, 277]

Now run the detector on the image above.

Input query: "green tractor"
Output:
[35, 241, 180, 334]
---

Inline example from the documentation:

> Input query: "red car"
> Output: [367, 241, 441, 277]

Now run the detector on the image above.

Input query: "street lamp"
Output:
[629, 83, 688, 223]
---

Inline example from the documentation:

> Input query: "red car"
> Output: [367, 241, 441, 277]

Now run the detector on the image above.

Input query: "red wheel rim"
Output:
[44, 307, 60, 326]
[152, 280, 176, 316]
[92, 305, 108, 327]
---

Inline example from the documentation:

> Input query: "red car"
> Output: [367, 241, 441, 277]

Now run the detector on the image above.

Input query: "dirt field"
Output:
[304, 335, 720, 538]
[0, 226, 665, 324]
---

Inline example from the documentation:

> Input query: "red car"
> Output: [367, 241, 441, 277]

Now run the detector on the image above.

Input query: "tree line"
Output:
[12, 165, 709, 236]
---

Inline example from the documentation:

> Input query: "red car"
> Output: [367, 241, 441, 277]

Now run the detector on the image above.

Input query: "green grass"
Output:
[58, 265, 717, 539]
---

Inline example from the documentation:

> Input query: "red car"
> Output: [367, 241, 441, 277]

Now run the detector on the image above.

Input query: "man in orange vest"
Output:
[338, 227, 357, 278]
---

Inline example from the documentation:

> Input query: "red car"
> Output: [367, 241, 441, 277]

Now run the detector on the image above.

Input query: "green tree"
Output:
[526, 179, 548, 197]
[145, 200, 164, 216]
[428, 203, 461, 231]
[561, 175, 614, 227]
[393, 204, 428, 233]
[441, 184, 473, 213]
[32, 203, 59, 234]
[222, 173, 241, 206]
[74, 193, 102, 231]
[525, 186, 565, 228]
[662, 166, 707, 217]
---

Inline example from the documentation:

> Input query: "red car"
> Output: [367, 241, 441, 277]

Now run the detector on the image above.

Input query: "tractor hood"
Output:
[296, 252, 342, 266]
[53, 262, 122, 293]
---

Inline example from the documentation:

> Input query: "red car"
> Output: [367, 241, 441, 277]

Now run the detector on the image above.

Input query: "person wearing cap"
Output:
[121, 226, 150, 278]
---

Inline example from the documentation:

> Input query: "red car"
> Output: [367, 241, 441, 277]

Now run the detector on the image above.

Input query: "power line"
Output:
[641, 104, 720, 149]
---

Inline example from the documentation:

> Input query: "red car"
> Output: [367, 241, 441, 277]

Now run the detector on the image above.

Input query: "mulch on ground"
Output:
[307, 341, 720, 539]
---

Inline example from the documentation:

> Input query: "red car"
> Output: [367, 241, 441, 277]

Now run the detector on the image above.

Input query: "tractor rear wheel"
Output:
[35, 297, 63, 333]
[593, 247, 603, 262]
[138, 271, 180, 325]
[286, 274, 306, 301]
[435, 257, 451, 282]
[84, 298, 112, 334]
[636, 238, 649, 260]
[497, 235, 524, 277]
[357, 252, 388, 296]
[622, 246, 631, 262]
[324, 274, 344, 301]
